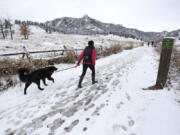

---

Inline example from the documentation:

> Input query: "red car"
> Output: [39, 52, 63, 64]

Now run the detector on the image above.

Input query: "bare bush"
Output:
[155, 42, 162, 54]
[140, 42, 144, 46]
[123, 44, 134, 50]
[63, 46, 77, 63]
[103, 44, 123, 56]
[0, 58, 18, 77]
[168, 46, 180, 90]
[170, 48, 180, 72]
[0, 58, 49, 77]
[110, 44, 123, 54]
[20, 24, 30, 39]
[0, 54, 77, 78]
[0, 20, 5, 39]
[0, 76, 19, 92]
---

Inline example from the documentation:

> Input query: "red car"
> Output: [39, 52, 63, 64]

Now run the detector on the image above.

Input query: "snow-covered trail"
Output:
[0, 46, 179, 135]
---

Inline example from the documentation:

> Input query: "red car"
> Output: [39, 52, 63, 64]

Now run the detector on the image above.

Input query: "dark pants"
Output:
[78, 64, 95, 87]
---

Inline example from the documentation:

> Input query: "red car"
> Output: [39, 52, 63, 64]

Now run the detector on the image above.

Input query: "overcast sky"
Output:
[0, 0, 179, 32]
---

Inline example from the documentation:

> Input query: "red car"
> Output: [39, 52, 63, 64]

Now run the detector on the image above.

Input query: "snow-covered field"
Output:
[0, 46, 179, 135]
[0, 25, 143, 59]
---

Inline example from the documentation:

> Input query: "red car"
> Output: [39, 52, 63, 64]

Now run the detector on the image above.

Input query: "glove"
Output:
[75, 62, 80, 67]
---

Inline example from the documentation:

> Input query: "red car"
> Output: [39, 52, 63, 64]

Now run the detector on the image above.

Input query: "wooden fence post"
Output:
[144, 37, 174, 90]
[155, 38, 174, 89]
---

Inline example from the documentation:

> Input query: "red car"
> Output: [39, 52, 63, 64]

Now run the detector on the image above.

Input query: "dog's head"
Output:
[18, 68, 29, 75]
[47, 66, 58, 73]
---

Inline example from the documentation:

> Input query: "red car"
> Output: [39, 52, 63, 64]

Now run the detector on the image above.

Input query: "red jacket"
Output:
[77, 49, 96, 65]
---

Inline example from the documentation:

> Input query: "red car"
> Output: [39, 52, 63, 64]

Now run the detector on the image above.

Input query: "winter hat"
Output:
[88, 40, 94, 48]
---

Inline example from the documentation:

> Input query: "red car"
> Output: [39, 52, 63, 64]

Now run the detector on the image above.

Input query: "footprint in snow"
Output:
[116, 101, 124, 109]
[5, 129, 14, 135]
[83, 127, 88, 131]
[130, 133, 137, 135]
[112, 124, 121, 131]
[15, 129, 27, 135]
[86, 118, 90, 121]
[64, 120, 79, 132]
[128, 119, 135, 127]
[126, 93, 131, 101]
[91, 103, 105, 116]
[121, 125, 128, 131]
[48, 133, 54, 135]
[111, 80, 120, 86]
[84, 103, 95, 111]
[127, 116, 135, 127]
[47, 118, 65, 132]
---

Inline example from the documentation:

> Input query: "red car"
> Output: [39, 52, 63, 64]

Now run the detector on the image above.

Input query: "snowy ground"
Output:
[0, 46, 179, 135]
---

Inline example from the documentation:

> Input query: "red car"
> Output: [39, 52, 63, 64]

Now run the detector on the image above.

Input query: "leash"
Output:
[56, 65, 77, 72]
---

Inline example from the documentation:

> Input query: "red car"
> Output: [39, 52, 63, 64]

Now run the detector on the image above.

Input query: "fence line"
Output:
[0, 47, 103, 57]
[0, 49, 82, 56]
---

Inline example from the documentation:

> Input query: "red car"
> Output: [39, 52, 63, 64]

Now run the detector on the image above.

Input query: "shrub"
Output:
[20, 24, 30, 39]
[103, 44, 123, 56]
[63, 46, 77, 63]
[123, 44, 134, 50]
[155, 42, 162, 54]
[0, 52, 77, 78]
[110, 45, 123, 54]
[168, 47, 180, 90]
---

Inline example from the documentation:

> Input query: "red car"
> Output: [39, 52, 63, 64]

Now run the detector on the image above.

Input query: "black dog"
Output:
[18, 66, 58, 95]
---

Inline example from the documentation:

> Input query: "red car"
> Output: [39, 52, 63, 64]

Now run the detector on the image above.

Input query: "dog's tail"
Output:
[17, 68, 29, 82]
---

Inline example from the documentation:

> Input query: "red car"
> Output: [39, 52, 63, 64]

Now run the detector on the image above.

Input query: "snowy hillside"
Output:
[45, 15, 180, 42]
[0, 46, 179, 135]
[0, 24, 142, 59]
[46, 15, 162, 42]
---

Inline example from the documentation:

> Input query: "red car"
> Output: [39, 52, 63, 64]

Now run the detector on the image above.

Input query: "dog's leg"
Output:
[24, 82, 31, 95]
[47, 76, 54, 83]
[36, 80, 44, 90]
[42, 78, 48, 86]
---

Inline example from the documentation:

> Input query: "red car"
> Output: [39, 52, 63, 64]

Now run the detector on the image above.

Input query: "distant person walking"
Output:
[76, 40, 97, 88]
[151, 41, 154, 47]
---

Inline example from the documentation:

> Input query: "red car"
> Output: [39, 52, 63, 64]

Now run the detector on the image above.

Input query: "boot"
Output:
[92, 75, 98, 84]
[78, 76, 84, 88]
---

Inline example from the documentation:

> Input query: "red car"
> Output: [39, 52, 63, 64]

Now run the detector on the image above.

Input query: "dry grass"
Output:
[123, 44, 134, 50]
[0, 58, 48, 77]
[170, 48, 180, 72]
[0, 52, 77, 77]
[109, 44, 123, 54]
[102, 44, 123, 56]
[0, 76, 18, 92]
[140, 42, 144, 46]
[155, 42, 162, 54]
[63, 46, 77, 63]
[167, 46, 180, 90]
[122, 41, 143, 50]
